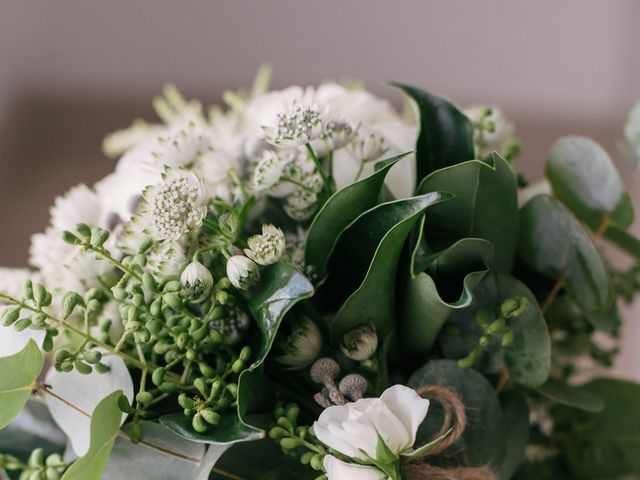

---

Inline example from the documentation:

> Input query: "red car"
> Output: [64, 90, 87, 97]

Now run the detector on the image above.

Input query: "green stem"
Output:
[280, 176, 317, 195]
[305, 143, 330, 192]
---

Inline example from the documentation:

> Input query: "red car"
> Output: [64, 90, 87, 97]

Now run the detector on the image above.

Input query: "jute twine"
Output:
[401, 385, 497, 480]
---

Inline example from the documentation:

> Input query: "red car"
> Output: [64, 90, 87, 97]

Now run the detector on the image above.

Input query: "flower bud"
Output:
[244, 224, 286, 266]
[226, 255, 260, 291]
[340, 324, 378, 361]
[276, 317, 322, 369]
[62, 292, 84, 319]
[180, 261, 214, 300]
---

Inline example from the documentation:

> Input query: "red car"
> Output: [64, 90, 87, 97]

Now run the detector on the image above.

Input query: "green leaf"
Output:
[159, 414, 264, 445]
[604, 223, 640, 260]
[393, 83, 475, 187]
[447, 273, 551, 388]
[497, 390, 529, 480]
[407, 359, 506, 469]
[0, 339, 43, 429]
[547, 136, 634, 229]
[326, 192, 451, 342]
[305, 152, 409, 275]
[535, 378, 604, 412]
[62, 390, 123, 480]
[401, 238, 491, 357]
[518, 195, 612, 314]
[417, 153, 518, 272]
[555, 378, 640, 478]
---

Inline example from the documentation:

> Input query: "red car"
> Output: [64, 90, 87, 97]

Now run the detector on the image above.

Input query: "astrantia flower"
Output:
[145, 169, 207, 241]
[340, 324, 378, 361]
[49, 184, 104, 233]
[313, 119, 356, 156]
[180, 261, 213, 299]
[263, 103, 324, 148]
[323, 455, 389, 480]
[276, 317, 322, 369]
[251, 150, 287, 192]
[226, 255, 260, 291]
[244, 224, 286, 265]
[313, 384, 430, 463]
[348, 132, 388, 164]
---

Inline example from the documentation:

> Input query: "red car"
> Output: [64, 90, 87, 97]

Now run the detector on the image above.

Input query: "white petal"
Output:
[323, 455, 388, 480]
[0, 318, 45, 358]
[380, 385, 430, 452]
[45, 354, 134, 456]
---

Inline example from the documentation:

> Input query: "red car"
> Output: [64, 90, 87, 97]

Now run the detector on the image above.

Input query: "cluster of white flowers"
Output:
[463, 105, 516, 159]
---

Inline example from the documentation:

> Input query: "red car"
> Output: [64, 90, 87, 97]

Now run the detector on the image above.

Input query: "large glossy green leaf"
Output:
[0, 339, 43, 429]
[417, 153, 518, 272]
[407, 360, 506, 469]
[497, 390, 529, 480]
[518, 195, 612, 314]
[104, 421, 229, 480]
[393, 83, 475, 187]
[547, 136, 634, 229]
[401, 238, 492, 357]
[305, 152, 408, 275]
[62, 390, 123, 480]
[159, 414, 263, 445]
[555, 378, 640, 478]
[326, 192, 451, 342]
[535, 378, 604, 412]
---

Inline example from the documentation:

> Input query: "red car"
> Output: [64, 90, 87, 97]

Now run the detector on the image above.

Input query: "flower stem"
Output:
[306, 143, 330, 193]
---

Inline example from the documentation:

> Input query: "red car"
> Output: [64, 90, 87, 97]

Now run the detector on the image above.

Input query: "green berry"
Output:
[192, 413, 208, 433]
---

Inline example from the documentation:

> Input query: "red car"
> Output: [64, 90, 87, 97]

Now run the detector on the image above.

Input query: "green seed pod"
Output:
[178, 393, 196, 410]
[94, 362, 110, 374]
[194, 378, 208, 397]
[2, 307, 21, 326]
[209, 305, 225, 321]
[163, 293, 182, 310]
[14, 317, 32, 332]
[239, 346, 251, 362]
[62, 230, 81, 245]
[310, 454, 323, 471]
[225, 383, 238, 397]
[61, 361, 74, 373]
[127, 306, 141, 324]
[277, 417, 294, 432]
[132, 293, 144, 307]
[86, 299, 101, 314]
[163, 280, 182, 293]
[158, 382, 178, 393]
[45, 454, 63, 467]
[83, 350, 102, 364]
[142, 272, 159, 293]
[300, 451, 314, 465]
[475, 308, 492, 328]
[138, 238, 154, 254]
[62, 292, 84, 319]
[217, 277, 231, 290]
[209, 329, 223, 343]
[499, 298, 519, 318]
[199, 362, 216, 378]
[510, 297, 529, 317]
[112, 286, 128, 301]
[118, 395, 134, 414]
[34, 284, 48, 307]
[487, 318, 505, 335]
[146, 319, 163, 335]
[128, 421, 143, 444]
[268, 426, 288, 439]
[184, 408, 194, 417]
[153, 342, 172, 355]
[191, 324, 208, 343]
[134, 328, 151, 344]
[186, 349, 197, 361]
[75, 223, 92, 239]
[279, 437, 301, 450]
[210, 380, 224, 398]
[150, 298, 163, 317]
[92, 228, 110, 248]
[231, 358, 245, 373]
[136, 391, 154, 406]
[192, 413, 208, 433]
[133, 254, 148, 267]
[274, 403, 285, 418]
[42, 333, 54, 353]
[286, 404, 300, 425]
[28, 448, 45, 468]
[29, 470, 45, 480]
[501, 328, 514, 347]
[200, 408, 221, 425]
[458, 348, 479, 369]
[45, 467, 60, 480]
[215, 290, 228, 305]
[74, 361, 93, 375]
[296, 426, 308, 438]
[24, 280, 34, 300]
[152, 368, 166, 386]
[479, 334, 491, 348]
[165, 350, 178, 363]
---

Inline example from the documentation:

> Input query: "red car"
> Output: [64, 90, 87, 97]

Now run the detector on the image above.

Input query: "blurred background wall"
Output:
[1, 0, 639, 376]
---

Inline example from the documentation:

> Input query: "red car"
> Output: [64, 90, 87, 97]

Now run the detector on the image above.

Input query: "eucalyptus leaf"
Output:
[62, 390, 123, 480]
[0, 339, 43, 429]
[547, 136, 634, 229]
[393, 83, 475, 187]
[327, 192, 451, 342]
[535, 378, 604, 412]
[518, 195, 612, 314]
[604, 223, 640, 259]
[305, 152, 409, 275]
[401, 238, 492, 357]
[407, 359, 506, 469]
[497, 390, 529, 480]
[417, 153, 518, 272]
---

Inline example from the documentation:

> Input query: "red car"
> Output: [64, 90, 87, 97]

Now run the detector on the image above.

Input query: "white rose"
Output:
[313, 384, 430, 463]
[323, 455, 389, 480]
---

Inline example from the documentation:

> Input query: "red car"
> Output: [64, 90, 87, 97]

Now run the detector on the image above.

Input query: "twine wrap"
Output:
[401, 385, 497, 480]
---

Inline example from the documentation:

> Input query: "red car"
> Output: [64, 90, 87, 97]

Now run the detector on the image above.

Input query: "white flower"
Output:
[323, 455, 389, 480]
[180, 261, 214, 298]
[348, 132, 388, 164]
[226, 255, 260, 291]
[340, 325, 378, 361]
[45, 354, 134, 456]
[251, 150, 287, 192]
[276, 317, 322, 369]
[244, 224, 286, 265]
[463, 105, 514, 156]
[313, 385, 430, 463]
[145, 169, 208, 241]
[313, 119, 356, 156]
[263, 103, 324, 148]
[49, 184, 104, 233]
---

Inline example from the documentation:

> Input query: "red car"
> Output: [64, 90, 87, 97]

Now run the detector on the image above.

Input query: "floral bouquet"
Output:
[2, 66, 640, 480]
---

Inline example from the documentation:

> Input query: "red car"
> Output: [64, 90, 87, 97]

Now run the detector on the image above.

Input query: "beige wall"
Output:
[1, 0, 639, 377]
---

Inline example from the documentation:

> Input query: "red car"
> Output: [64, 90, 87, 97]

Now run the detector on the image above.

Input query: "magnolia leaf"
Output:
[401, 238, 492, 357]
[46, 354, 134, 456]
[61, 390, 123, 480]
[547, 136, 634, 229]
[0, 339, 43, 429]
[327, 192, 451, 342]
[417, 153, 518, 272]
[159, 413, 264, 445]
[407, 360, 506, 468]
[305, 152, 409, 275]
[536, 378, 604, 412]
[393, 83, 475, 188]
[497, 390, 529, 479]
[556, 378, 640, 478]
[518, 195, 612, 314]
